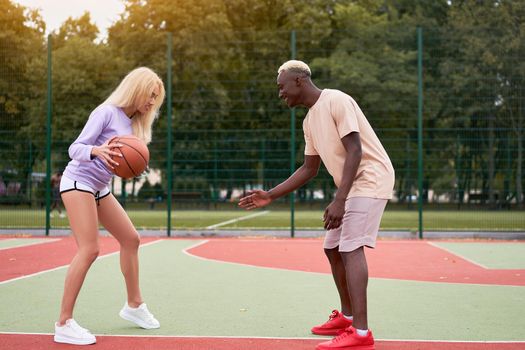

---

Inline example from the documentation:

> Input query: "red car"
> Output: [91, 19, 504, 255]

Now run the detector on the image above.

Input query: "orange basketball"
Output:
[109, 135, 149, 179]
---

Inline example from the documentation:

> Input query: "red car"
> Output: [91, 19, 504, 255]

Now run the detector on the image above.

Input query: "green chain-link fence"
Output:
[1, 26, 524, 236]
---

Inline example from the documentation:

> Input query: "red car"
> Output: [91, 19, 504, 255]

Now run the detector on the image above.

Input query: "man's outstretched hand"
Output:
[238, 189, 272, 210]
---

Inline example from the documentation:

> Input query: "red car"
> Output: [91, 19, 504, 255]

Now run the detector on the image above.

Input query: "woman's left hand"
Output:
[91, 138, 123, 170]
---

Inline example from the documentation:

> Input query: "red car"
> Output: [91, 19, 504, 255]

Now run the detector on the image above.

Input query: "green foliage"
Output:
[0, 0, 44, 124]
[53, 12, 99, 49]
[0, 0, 45, 191]
[1, 0, 524, 212]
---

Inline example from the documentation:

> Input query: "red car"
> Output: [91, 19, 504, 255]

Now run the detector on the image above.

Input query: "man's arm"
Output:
[323, 132, 362, 230]
[334, 132, 362, 201]
[238, 155, 321, 210]
[268, 155, 321, 199]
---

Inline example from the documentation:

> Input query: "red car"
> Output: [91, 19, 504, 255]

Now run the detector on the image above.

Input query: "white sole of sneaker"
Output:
[119, 310, 160, 329]
[54, 334, 96, 345]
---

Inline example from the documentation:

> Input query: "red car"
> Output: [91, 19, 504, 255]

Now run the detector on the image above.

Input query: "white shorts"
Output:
[60, 175, 110, 201]
[323, 197, 388, 252]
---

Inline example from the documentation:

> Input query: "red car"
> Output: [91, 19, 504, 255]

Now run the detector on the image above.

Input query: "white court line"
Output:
[428, 242, 490, 269]
[0, 331, 524, 343]
[183, 240, 210, 251]
[0, 238, 60, 251]
[0, 239, 163, 285]
[205, 210, 270, 229]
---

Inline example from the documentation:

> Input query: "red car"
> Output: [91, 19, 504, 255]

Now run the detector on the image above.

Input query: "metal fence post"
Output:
[120, 179, 126, 207]
[166, 32, 173, 237]
[45, 34, 52, 236]
[417, 27, 424, 239]
[290, 30, 296, 238]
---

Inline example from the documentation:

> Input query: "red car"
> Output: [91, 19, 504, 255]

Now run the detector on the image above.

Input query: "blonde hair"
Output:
[104, 67, 165, 144]
[277, 60, 311, 76]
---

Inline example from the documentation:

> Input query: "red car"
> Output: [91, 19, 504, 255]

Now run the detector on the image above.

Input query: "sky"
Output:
[13, 0, 126, 39]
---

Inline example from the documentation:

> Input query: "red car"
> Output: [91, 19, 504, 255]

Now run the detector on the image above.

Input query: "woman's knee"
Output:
[79, 246, 100, 262]
[120, 232, 140, 250]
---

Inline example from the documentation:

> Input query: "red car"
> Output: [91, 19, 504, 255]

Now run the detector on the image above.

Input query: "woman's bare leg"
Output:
[58, 191, 100, 325]
[97, 194, 143, 307]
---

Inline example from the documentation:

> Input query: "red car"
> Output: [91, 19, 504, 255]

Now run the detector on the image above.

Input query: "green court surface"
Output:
[224, 210, 525, 231]
[1, 209, 525, 231]
[0, 238, 55, 250]
[433, 242, 525, 269]
[0, 240, 524, 341]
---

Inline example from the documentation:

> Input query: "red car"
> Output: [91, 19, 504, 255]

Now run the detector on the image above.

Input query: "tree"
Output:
[53, 12, 99, 49]
[0, 0, 45, 197]
[439, 0, 525, 207]
[308, 0, 422, 201]
[21, 12, 124, 172]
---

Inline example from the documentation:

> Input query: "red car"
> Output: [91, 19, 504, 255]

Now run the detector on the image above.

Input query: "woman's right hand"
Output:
[90, 138, 123, 170]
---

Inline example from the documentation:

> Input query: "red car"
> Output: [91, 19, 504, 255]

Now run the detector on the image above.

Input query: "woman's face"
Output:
[137, 84, 161, 115]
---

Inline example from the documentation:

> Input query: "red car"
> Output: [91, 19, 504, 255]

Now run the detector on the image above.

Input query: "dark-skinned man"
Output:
[239, 60, 394, 350]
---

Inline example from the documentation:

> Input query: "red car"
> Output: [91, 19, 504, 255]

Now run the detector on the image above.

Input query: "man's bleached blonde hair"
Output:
[277, 60, 311, 76]
[103, 67, 165, 144]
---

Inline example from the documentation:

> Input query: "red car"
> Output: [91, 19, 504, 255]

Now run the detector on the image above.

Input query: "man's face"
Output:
[277, 70, 302, 108]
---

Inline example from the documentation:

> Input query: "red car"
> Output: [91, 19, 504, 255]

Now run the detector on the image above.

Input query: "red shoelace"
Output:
[331, 327, 354, 343]
[327, 310, 339, 321]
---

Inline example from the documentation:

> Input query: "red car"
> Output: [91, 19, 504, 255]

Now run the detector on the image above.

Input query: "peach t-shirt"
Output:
[303, 89, 395, 199]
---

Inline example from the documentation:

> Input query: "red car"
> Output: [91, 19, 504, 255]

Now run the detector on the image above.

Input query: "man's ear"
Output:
[295, 75, 303, 86]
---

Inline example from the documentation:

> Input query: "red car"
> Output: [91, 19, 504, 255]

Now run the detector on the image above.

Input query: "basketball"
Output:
[109, 135, 149, 179]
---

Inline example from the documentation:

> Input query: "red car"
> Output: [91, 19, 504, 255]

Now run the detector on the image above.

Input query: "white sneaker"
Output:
[59, 213, 66, 218]
[119, 302, 160, 329]
[54, 319, 96, 345]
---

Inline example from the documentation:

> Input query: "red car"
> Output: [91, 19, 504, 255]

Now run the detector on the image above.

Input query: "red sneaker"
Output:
[316, 327, 375, 350]
[311, 310, 353, 336]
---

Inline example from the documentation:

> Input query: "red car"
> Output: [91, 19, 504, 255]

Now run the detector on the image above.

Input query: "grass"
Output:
[0, 209, 524, 231]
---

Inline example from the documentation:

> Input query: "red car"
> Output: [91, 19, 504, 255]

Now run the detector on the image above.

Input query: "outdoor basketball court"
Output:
[0, 236, 524, 349]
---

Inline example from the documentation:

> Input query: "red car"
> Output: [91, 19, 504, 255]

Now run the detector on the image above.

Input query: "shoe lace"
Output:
[68, 320, 92, 335]
[327, 310, 339, 321]
[332, 327, 354, 343]
[137, 304, 156, 322]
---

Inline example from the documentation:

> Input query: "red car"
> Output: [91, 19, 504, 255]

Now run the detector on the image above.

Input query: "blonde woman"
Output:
[54, 67, 165, 345]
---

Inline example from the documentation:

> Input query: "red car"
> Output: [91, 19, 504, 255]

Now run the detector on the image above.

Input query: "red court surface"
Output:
[187, 239, 525, 286]
[1, 333, 524, 350]
[0, 236, 159, 283]
[1, 237, 524, 350]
